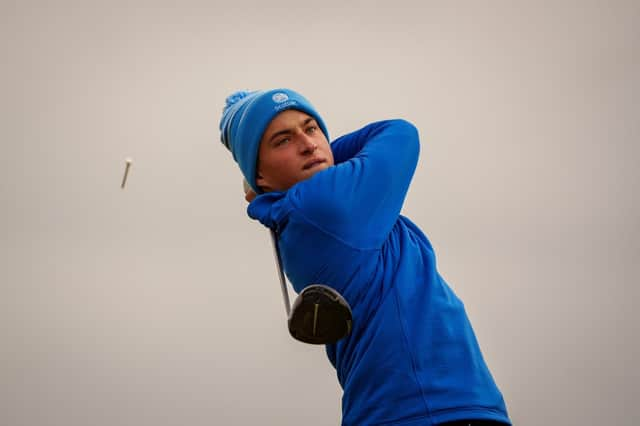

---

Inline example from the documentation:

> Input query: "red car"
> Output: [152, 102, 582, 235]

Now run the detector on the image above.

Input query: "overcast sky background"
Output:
[1, 1, 639, 425]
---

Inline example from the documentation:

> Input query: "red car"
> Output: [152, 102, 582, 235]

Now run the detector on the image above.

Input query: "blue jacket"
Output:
[248, 120, 510, 425]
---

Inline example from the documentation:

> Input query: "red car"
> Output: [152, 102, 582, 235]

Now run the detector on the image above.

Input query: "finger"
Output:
[245, 190, 256, 202]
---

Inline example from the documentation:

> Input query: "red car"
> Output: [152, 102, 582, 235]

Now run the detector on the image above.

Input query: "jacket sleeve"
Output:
[288, 119, 420, 249]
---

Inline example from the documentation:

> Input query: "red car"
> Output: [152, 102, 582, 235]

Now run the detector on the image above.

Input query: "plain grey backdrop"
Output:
[2, 1, 638, 425]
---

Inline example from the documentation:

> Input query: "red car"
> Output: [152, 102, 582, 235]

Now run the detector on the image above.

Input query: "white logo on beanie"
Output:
[272, 93, 289, 103]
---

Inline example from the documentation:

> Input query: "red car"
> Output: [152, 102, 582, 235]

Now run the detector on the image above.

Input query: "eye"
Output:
[274, 137, 289, 147]
[305, 126, 317, 134]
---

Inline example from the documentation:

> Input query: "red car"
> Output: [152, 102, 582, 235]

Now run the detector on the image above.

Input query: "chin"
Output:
[305, 166, 327, 178]
[315, 162, 331, 172]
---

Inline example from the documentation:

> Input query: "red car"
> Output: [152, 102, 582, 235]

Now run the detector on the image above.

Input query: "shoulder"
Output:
[287, 168, 345, 222]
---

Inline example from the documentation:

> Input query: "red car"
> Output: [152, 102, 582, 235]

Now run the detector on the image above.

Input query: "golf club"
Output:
[243, 179, 352, 344]
[269, 228, 353, 345]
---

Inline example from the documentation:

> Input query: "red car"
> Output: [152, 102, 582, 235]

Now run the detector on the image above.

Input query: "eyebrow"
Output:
[268, 117, 316, 144]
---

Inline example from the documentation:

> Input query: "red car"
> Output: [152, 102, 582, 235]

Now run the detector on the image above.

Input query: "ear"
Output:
[255, 172, 271, 193]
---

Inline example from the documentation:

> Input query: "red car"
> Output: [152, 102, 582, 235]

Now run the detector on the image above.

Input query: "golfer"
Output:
[219, 88, 511, 426]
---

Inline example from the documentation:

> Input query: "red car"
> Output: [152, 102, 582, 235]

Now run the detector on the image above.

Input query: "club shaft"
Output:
[270, 229, 291, 318]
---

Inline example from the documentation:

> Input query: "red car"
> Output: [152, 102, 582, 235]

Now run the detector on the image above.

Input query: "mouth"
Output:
[303, 159, 326, 170]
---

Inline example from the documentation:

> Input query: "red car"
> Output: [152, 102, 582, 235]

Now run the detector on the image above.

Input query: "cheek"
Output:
[262, 150, 298, 176]
[321, 143, 334, 164]
[274, 150, 298, 168]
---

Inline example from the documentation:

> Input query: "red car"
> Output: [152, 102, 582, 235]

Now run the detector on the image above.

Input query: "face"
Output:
[256, 109, 334, 192]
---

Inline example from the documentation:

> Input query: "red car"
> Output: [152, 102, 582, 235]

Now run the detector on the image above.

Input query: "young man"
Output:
[219, 89, 511, 426]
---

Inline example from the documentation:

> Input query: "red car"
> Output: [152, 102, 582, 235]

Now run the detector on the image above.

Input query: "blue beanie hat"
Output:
[219, 88, 329, 193]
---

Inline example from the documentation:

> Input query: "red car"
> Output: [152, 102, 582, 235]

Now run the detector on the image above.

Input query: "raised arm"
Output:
[289, 119, 420, 249]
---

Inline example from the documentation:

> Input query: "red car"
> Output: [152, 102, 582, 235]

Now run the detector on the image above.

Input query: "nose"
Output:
[298, 133, 317, 154]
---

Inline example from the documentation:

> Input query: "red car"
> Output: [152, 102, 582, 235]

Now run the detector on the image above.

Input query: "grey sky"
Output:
[2, 1, 639, 425]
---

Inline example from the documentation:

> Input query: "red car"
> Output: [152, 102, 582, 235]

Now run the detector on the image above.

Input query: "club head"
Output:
[288, 284, 353, 345]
